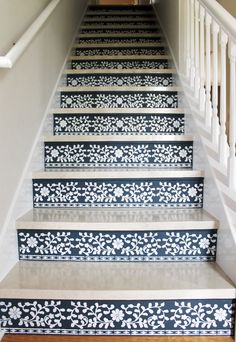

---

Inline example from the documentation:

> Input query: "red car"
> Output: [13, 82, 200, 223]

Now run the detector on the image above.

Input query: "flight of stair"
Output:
[0, 4, 235, 338]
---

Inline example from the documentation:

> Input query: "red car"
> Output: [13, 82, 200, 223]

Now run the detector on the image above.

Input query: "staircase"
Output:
[0, 3, 235, 338]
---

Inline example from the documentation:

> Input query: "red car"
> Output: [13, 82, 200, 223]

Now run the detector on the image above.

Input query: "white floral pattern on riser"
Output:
[0, 299, 234, 335]
[80, 29, 160, 34]
[33, 178, 204, 208]
[60, 92, 178, 109]
[76, 37, 162, 44]
[44, 142, 192, 168]
[84, 15, 155, 20]
[66, 74, 174, 87]
[18, 229, 217, 261]
[74, 47, 166, 57]
[53, 114, 184, 135]
[82, 21, 157, 27]
[70, 59, 169, 70]
[88, 6, 152, 12]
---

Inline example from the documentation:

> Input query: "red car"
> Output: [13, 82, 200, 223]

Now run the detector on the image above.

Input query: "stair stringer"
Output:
[0, 0, 89, 283]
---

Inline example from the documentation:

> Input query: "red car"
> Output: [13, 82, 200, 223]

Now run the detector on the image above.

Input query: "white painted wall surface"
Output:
[0, 0, 88, 280]
[153, 0, 180, 68]
[0, 0, 50, 55]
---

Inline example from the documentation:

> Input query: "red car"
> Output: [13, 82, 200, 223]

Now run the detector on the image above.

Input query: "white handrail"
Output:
[200, 0, 236, 41]
[0, 0, 60, 69]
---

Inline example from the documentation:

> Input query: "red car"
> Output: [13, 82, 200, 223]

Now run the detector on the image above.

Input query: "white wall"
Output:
[0, 0, 50, 54]
[153, 0, 180, 68]
[0, 0, 88, 280]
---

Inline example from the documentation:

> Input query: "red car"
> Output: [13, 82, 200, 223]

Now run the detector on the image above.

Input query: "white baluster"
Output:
[211, 21, 220, 145]
[186, 0, 191, 79]
[199, 6, 206, 113]
[190, 0, 195, 88]
[194, 1, 200, 99]
[219, 30, 228, 166]
[228, 41, 236, 190]
[205, 13, 212, 128]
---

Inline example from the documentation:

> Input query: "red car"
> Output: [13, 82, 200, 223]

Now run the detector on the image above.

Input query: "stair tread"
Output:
[53, 108, 184, 114]
[69, 55, 170, 60]
[44, 134, 192, 142]
[74, 43, 166, 48]
[16, 208, 217, 230]
[0, 261, 234, 299]
[33, 169, 204, 179]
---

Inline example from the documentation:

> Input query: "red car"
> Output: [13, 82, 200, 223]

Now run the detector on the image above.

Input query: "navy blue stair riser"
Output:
[53, 114, 185, 136]
[88, 5, 153, 11]
[70, 59, 169, 70]
[82, 21, 157, 26]
[80, 29, 161, 34]
[60, 91, 179, 109]
[74, 47, 166, 57]
[18, 229, 217, 262]
[66, 73, 175, 87]
[0, 298, 234, 335]
[44, 141, 193, 168]
[32, 178, 204, 208]
[76, 37, 163, 44]
[84, 15, 156, 19]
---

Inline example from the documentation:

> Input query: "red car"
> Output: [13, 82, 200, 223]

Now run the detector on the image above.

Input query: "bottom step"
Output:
[0, 261, 235, 336]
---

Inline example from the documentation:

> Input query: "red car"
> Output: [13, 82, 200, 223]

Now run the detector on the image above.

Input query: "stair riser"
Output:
[70, 59, 169, 70]
[60, 91, 179, 109]
[76, 37, 163, 44]
[80, 29, 161, 34]
[44, 141, 193, 168]
[84, 15, 156, 20]
[74, 47, 166, 57]
[66, 74, 175, 87]
[18, 229, 217, 262]
[32, 178, 204, 208]
[82, 21, 157, 26]
[53, 114, 185, 136]
[88, 5, 153, 11]
[0, 298, 234, 336]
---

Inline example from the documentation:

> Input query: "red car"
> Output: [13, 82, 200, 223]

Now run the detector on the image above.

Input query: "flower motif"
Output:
[9, 306, 22, 320]
[51, 149, 59, 158]
[167, 97, 174, 105]
[214, 308, 227, 322]
[116, 97, 123, 105]
[173, 120, 180, 128]
[114, 187, 124, 198]
[116, 120, 124, 128]
[188, 187, 197, 198]
[71, 79, 78, 86]
[117, 79, 123, 86]
[112, 238, 124, 250]
[199, 238, 210, 249]
[179, 149, 187, 158]
[27, 237, 38, 248]
[66, 97, 73, 105]
[163, 79, 170, 86]
[115, 149, 123, 158]
[60, 120, 67, 128]
[110, 309, 124, 322]
[40, 187, 50, 197]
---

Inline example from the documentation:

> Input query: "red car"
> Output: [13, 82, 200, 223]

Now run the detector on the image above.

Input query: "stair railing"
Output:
[180, 0, 236, 191]
[0, 0, 60, 68]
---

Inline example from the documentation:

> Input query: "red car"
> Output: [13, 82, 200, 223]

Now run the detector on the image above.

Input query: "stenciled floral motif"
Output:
[60, 92, 178, 109]
[66, 74, 174, 87]
[75, 47, 166, 56]
[84, 15, 155, 20]
[0, 299, 234, 335]
[82, 21, 157, 27]
[76, 37, 162, 44]
[44, 142, 192, 168]
[71, 59, 169, 70]
[80, 27, 160, 35]
[18, 230, 217, 261]
[33, 179, 204, 208]
[54, 114, 184, 135]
